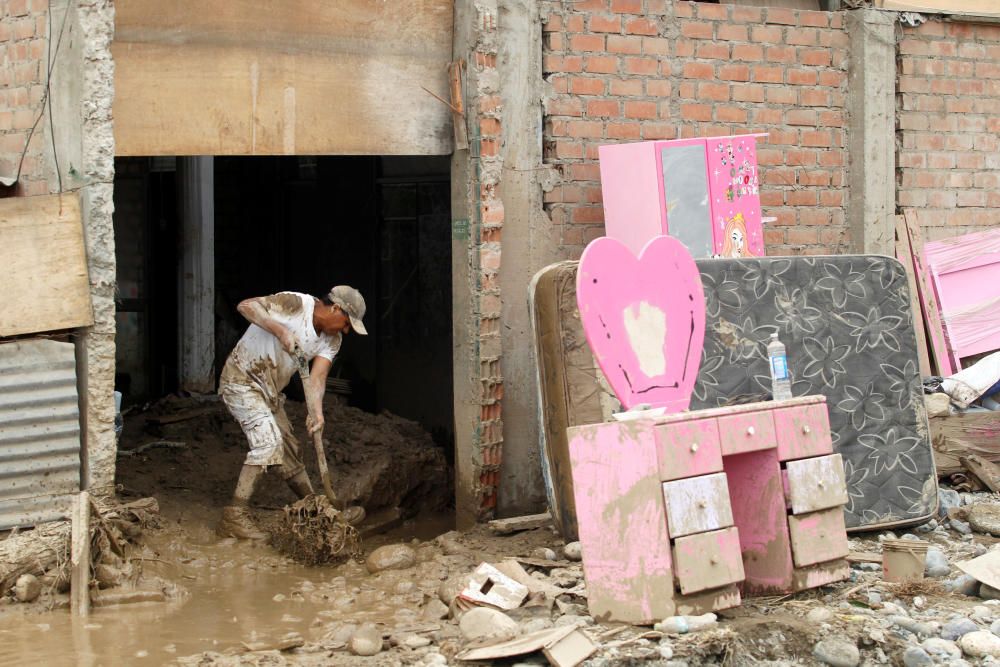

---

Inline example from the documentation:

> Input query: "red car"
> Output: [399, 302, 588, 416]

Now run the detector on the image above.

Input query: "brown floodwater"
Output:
[0, 510, 455, 666]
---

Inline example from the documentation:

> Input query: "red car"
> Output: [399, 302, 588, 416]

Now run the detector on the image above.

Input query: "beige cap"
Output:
[328, 285, 368, 335]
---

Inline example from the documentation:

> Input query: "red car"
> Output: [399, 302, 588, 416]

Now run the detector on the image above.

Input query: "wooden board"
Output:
[895, 216, 932, 377]
[903, 211, 954, 376]
[113, 0, 453, 156]
[0, 194, 93, 336]
[930, 411, 1000, 476]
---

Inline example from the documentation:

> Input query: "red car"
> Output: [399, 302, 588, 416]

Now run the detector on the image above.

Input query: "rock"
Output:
[365, 544, 417, 574]
[891, 616, 936, 637]
[554, 614, 593, 627]
[402, 635, 431, 649]
[922, 637, 962, 661]
[992, 619, 1000, 637]
[925, 548, 950, 577]
[813, 638, 860, 667]
[868, 591, 883, 606]
[973, 605, 994, 622]
[943, 618, 979, 641]
[422, 599, 449, 621]
[349, 623, 383, 656]
[950, 518, 973, 535]
[437, 573, 472, 604]
[520, 617, 554, 634]
[659, 643, 674, 660]
[459, 608, 518, 643]
[939, 489, 962, 518]
[808, 608, 835, 624]
[983, 583, 1000, 601]
[946, 574, 982, 597]
[532, 547, 557, 561]
[915, 520, 937, 534]
[960, 630, 1000, 658]
[969, 504, 1000, 536]
[563, 541, 582, 561]
[902, 646, 933, 667]
[395, 581, 416, 594]
[549, 568, 579, 588]
[13, 574, 40, 603]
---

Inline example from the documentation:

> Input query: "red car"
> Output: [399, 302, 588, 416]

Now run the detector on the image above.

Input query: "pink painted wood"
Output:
[655, 418, 723, 482]
[597, 142, 666, 258]
[576, 235, 706, 412]
[925, 227, 1000, 362]
[773, 403, 832, 461]
[567, 421, 676, 624]
[705, 135, 765, 258]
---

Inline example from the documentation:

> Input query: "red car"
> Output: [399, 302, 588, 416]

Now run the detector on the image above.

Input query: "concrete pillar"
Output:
[177, 157, 215, 393]
[846, 10, 897, 255]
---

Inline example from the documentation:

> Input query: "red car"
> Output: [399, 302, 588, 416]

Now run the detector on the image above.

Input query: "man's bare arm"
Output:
[304, 356, 332, 434]
[237, 298, 296, 352]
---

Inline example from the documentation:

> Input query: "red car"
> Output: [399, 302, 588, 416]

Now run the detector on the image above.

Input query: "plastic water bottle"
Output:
[767, 332, 793, 401]
[654, 613, 718, 634]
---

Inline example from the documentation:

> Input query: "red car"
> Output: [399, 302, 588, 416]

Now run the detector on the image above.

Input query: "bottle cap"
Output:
[770, 332, 778, 340]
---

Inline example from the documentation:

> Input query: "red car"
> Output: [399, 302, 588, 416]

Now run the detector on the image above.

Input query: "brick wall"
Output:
[898, 19, 1000, 242]
[0, 0, 51, 195]
[541, 0, 850, 257]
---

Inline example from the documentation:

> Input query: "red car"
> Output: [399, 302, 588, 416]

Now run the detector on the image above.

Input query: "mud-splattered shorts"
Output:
[219, 382, 304, 479]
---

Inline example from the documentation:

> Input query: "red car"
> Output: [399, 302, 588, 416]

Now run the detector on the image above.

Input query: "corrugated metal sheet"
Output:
[0, 338, 81, 528]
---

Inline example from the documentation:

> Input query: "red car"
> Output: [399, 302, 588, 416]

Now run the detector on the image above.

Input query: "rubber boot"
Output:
[218, 465, 269, 540]
[341, 505, 366, 526]
[286, 471, 315, 500]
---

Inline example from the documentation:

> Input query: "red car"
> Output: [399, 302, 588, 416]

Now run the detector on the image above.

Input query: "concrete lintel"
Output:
[846, 9, 897, 256]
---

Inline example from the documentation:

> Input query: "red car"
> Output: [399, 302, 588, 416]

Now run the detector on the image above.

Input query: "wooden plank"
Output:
[874, 0, 1000, 16]
[0, 194, 93, 337]
[903, 210, 954, 376]
[895, 216, 932, 377]
[960, 455, 1000, 494]
[113, 0, 453, 156]
[930, 410, 1000, 476]
[488, 512, 552, 535]
[543, 629, 598, 667]
[71, 491, 90, 617]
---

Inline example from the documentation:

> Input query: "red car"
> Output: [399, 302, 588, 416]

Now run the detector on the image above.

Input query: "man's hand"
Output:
[306, 412, 325, 435]
[237, 298, 298, 353]
[277, 329, 297, 354]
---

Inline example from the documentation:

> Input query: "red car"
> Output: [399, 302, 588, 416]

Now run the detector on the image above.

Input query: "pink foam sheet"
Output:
[925, 228, 1000, 364]
[576, 235, 706, 412]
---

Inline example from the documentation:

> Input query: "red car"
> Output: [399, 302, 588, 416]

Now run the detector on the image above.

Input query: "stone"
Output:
[902, 646, 933, 667]
[922, 637, 962, 661]
[973, 605, 994, 622]
[437, 573, 472, 604]
[402, 635, 431, 649]
[365, 544, 417, 574]
[458, 607, 518, 643]
[808, 608, 835, 624]
[659, 643, 674, 660]
[563, 541, 582, 561]
[915, 520, 937, 534]
[813, 638, 861, 667]
[532, 547, 557, 561]
[950, 518, 973, 535]
[549, 568, 580, 588]
[939, 489, 962, 518]
[349, 623, 383, 656]
[925, 548, 950, 577]
[983, 583, 1000, 601]
[520, 618, 554, 634]
[943, 618, 979, 641]
[960, 630, 1000, 658]
[13, 574, 40, 603]
[422, 599, 449, 621]
[969, 504, 1000, 537]
[946, 574, 982, 597]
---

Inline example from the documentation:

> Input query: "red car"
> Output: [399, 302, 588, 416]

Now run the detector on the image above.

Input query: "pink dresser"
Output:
[568, 395, 849, 625]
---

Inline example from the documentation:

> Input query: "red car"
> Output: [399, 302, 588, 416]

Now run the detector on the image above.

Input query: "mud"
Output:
[270, 496, 362, 566]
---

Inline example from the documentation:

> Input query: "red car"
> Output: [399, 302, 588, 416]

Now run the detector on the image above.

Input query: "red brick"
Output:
[717, 106, 747, 123]
[571, 205, 604, 224]
[819, 111, 844, 127]
[732, 6, 763, 23]
[587, 99, 620, 117]
[480, 117, 501, 135]
[818, 151, 844, 167]
[788, 70, 817, 86]
[682, 62, 715, 79]
[818, 71, 845, 88]
[642, 123, 677, 140]
[800, 49, 833, 67]
[677, 81, 696, 99]
[585, 55, 618, 74]
[733, 84, 765, 103]
[788, 28, 818, 46]
[820, 191, 844, 207]
[768, 130, 798, 145]
[680, 103, 712, 121]
[752, 25, 782, 44]
[481, 138, 500, 156]
[732, 44, 764, 62]
[643, 36, 670, 55]
[607, 34, 643, 54]
[8, 0, 29, 16]
[785, 109, 817, 126]
[784, 149, 817, 166]
[787, 228, 819, 245]
[675, 40, 695, 57]
[766, 87, 796, 105]
[625, 17, 658, 36]
[765, 7, 797, 25]
[695, 42, 730, 60]
[606, 122, 641, 139]
[553, 140, 584, 159]
[570, 77, 605, 95]
[799, 10, 829, 28]
[697, 3, 729, 20]
[799, 208, 833, 226]
[558, 55, 584, 72]
[697, 82, 729, 101]
[567, 120, 604, 138]
[752, 108, 782, 125]
[609, 78, 643, 95]
[766, 45, 796, 63]
[570, 34, 605, 52]
[680, 21, 714, 40]
[545, 32, 564, 51]
[717, 24, 749, 42]
[800, 88, 829, 106]
[590, 15, 622, 33]
[545, 97, 583, 117]
[957, 153, 985, 169]
[13, 16, 35, 40]
[719, 64, 750, 81]
[958, 42, 987, 59]
[801, 130, 831, 148]
[799, 171, 831, 187]
[647, 79, 671, 97]
[625, 57, 658, 75]
[753, 65, 783, 83]
[624, 100, 657, 119]
[610, 0, 641, 13]
[543, 15, 563, 32]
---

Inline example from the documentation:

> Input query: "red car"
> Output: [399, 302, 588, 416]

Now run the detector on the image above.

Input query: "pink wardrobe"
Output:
[598, 134, 766, 259]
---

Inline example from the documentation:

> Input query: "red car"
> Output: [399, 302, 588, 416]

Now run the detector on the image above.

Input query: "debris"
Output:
[493, 558, 567, 599]
[924, 393, 951, 417]
[957, 550, 1000, 590]
[960, 456, 1000, 493]
[982, 583, 1000, 600]
[807, 608, 834, 624]
[488, 512, 552, 535]
[455, 624, 595, 667]
[959, 630, 1000, 658]
[543, 627, 598, 667]
[71, 491, 91, 616]
[116, 440, 187, 458]
[364, 544, 417, 574]
[846, 552, 882, 564]
[812, 637, 861, 667]
[458, 607, 519, 643]
[942, 618, 978, 641]
[90, 589, 167, 607]
[653, 613, 717, 635]
[270, 495, 361, 565]
[562, 541, 582, 561]
[13, 574, 40, 603]
[968, 504, 1000, 536]
[458, 562, 528, 610]
[241, 633, 305, 653]
[532, 547, 558, 561]
[421, 599, 449, 621]
[349, 623, 383, 656]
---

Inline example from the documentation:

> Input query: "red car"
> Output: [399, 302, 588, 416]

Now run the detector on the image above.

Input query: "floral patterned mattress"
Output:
[692, 255, 936, 530]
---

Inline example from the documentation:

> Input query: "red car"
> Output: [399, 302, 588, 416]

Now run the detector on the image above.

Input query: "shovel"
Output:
[292, 345, 339, 507]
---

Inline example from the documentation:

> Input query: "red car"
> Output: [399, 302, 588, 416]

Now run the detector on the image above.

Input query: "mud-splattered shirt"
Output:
[219, 292, 341, 405]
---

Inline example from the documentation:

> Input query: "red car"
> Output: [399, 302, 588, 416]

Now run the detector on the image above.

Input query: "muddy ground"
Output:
[0, 396, 997, 666]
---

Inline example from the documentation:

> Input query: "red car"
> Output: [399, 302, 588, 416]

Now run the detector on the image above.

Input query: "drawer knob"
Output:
[818, 480, 824, 488]
[803, 425, 812, 435]
[690, 443, 699, 453]
[747, 426, 756, 436]
[710, 556, 719, 565]
[698, 500, 707, 509]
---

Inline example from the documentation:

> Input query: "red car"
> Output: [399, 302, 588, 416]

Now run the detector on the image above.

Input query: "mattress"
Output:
[531, 255, 935, 535]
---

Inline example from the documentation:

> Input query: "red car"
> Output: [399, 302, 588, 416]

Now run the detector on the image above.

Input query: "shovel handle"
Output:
[312, 430, 339, 507]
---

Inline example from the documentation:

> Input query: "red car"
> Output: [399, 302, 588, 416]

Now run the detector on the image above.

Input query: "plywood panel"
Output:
[113, 0, 453, 156]
[0, 195, 93, 336]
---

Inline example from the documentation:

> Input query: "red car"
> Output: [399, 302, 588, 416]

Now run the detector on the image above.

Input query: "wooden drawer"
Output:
[717, 410, 776, 456]
[774, 403, 832, 461]
[786, 454, 848, 514]
[655, 418, 723, 482]
[672, 526, 745, 595]
[788, 507, 849, 567]
[662, 472, 733, 538]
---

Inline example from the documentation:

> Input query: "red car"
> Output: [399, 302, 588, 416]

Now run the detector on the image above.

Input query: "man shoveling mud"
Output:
[217, 286, 368, 539]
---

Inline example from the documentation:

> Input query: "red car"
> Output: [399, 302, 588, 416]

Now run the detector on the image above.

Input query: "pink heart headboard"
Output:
[576, 235, 706, 413]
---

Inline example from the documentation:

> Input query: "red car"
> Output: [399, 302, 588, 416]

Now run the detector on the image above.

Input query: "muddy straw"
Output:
[270, 495, 362, 566]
